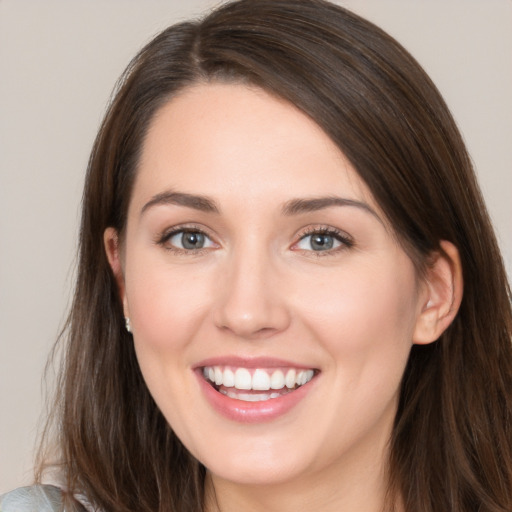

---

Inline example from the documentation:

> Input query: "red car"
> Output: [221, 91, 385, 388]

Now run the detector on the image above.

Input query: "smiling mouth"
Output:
[202, 366, 317, 402]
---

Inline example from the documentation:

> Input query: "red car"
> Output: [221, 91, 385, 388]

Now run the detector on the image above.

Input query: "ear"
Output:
[413, 240, 463, 345]
[104, 227, 129, 317]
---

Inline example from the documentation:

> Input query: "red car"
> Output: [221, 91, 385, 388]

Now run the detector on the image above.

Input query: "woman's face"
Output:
[112, 83, 429, 487]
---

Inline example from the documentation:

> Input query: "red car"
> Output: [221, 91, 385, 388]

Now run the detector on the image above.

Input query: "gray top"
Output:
[0, 485, 91, 512]
[0, 485, 63, 512]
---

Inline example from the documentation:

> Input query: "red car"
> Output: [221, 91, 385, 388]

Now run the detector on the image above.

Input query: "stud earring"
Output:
[125, 317, 132, 333]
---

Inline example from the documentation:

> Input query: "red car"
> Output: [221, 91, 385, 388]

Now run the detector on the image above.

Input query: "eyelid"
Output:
[291, 225, 354, 254]
[155, 223, 219, 253]
[154, 223, 353, 256]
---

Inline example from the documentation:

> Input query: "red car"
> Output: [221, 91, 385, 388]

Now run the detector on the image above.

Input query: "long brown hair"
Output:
[37, 1, 512, 510]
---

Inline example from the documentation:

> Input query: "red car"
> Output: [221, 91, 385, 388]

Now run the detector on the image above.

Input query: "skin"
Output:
[105, 83, 462, 512]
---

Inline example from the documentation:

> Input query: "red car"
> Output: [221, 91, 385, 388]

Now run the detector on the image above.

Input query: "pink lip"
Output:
[193, 357, 318, 424]
[194, 355, 315, 370]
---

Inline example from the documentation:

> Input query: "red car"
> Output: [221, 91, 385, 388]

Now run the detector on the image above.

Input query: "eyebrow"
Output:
[141, 191, 220, 216]
[140, 190, 380, 222]
[282, 196, 380, 219]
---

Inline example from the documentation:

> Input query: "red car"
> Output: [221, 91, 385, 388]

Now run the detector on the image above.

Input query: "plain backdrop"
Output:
[1, 0, 511, 493]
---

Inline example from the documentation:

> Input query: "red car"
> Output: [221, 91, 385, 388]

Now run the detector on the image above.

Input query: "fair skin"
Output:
[105, 83, 462, 512]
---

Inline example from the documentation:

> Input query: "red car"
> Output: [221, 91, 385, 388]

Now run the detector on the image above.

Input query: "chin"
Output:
[205, 453, 307, 486]
[185, 425, 327, 487]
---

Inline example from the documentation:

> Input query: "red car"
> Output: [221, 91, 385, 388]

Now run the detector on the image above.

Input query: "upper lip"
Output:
[194, 356, 318, 370]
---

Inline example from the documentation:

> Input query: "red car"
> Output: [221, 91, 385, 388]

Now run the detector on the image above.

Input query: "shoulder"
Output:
[0, 485, 63, 512]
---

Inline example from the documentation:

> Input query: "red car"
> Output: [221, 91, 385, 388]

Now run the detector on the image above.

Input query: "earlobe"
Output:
[104, 227, 128, 315]
[413, 240, 463, 345]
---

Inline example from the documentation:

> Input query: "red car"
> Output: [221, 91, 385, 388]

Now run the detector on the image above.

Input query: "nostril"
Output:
[211, 263, 292, 337]
[216, 323, 282, 341]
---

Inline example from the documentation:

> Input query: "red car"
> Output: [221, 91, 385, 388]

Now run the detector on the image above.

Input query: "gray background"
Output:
[1, 0, 511, 492]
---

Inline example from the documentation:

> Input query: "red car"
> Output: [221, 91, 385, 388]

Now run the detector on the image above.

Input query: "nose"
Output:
[212, 246, 291, 340]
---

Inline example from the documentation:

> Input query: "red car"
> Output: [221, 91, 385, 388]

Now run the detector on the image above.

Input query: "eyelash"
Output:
[155, 224, 354, 256]
[155, 224, 216, 255]
[293, 225, 354, 257]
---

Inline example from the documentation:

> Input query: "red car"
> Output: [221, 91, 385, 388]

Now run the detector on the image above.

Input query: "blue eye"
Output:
[296, 230, 351, 252]
[166, 230, 215, 251]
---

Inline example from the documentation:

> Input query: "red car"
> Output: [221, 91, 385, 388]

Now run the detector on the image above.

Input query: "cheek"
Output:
[294, 258, 419, 451]
[124, 259, 214, 430]
[125, 257, 213, 354]
[296, 255, 420, 380]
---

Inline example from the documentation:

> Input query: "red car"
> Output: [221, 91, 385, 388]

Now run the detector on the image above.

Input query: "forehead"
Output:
[132, 82, 376, 213]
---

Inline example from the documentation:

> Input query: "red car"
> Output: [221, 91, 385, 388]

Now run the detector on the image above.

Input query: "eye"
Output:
[159, 228, 216, 252]
[294, 228, 353, 253]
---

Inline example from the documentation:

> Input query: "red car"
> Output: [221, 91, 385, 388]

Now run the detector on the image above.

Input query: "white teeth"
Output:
[252, 369, 271, 390]
[214, 367, 223, 386]
[234, 368, 252, 390]
[223, 368, 235, 388]
[203, 366, 315, 393]
[297, 370, 310, 386]
[285, 369, 296, 388]
[270, 370, 285, 389]
[220, 390, 286, 401]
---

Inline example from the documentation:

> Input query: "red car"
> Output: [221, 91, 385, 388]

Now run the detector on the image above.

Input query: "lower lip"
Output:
[195, 371, 316, 423]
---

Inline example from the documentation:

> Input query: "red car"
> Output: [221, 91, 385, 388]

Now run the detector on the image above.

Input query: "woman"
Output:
[2, 0, 511, 510]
